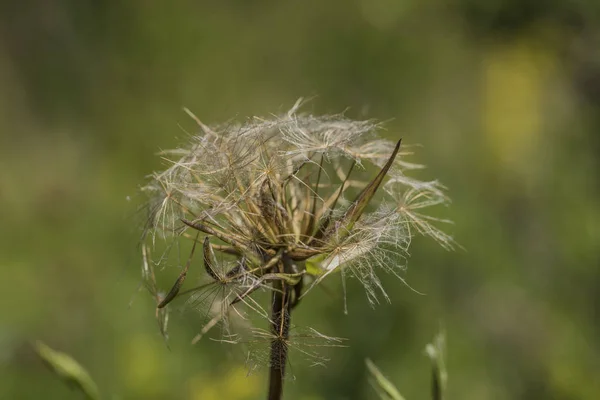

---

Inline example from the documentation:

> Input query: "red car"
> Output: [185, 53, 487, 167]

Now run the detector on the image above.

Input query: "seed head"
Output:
[140, 98, 455, 348]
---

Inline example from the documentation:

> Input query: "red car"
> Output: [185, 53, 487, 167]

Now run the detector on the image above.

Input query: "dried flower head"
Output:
[139, 99, 454, 399]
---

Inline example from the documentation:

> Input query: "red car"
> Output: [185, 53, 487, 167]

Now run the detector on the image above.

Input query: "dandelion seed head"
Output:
[139, 99, 455, 366]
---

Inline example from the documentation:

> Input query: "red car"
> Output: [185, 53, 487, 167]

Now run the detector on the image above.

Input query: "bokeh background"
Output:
[1, 1, 599, 399]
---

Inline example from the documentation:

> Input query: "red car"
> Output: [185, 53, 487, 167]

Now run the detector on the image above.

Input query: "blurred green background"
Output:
[1, 1, 599, 399]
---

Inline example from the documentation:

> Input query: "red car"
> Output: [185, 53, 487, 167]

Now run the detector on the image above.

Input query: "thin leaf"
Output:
[342, 139, 401, 230]
[141, 243, 170, 348]
[181, 218, 261, 265]
[425, 331, 447, 400]
[203, 236, 219, 281]
[309, 160, 357, 246]
[303, 154, 325, 237]
[34, 341, 101, 400]
[365, 358, 406, 400]
[157, 232, 200, 308]
[323, 140, 401, 242]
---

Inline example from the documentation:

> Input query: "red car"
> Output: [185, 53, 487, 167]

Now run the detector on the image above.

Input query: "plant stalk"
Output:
[267, 257, 293, 400]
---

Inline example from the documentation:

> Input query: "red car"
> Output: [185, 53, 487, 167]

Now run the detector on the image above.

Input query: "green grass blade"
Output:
[424, 331, 447, 400]
[365, 358, 406, 400]
[34, 340, 101, 400]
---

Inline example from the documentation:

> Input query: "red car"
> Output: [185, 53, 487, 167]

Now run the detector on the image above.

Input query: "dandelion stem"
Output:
[267, 256, 294, 400]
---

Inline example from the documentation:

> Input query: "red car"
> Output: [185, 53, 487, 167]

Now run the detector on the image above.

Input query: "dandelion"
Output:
[139, 99, 455, 400]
